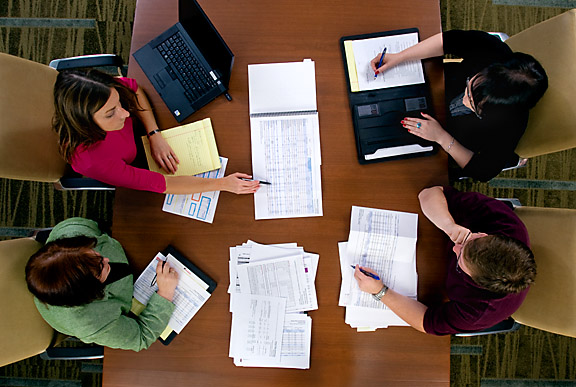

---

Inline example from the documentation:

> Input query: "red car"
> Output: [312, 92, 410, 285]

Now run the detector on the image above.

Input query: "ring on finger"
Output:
[167, 155, 172, 159]
[416, 122, 422, 129]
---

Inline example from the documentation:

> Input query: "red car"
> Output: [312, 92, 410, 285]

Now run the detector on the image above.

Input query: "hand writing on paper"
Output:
[353, 265, 384, 294]
[156, 261, 179, 302]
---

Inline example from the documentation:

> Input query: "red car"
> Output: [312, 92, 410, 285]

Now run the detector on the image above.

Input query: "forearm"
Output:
[437, 134, 474, 168]
[380, 289, 427, 333]
[164, 175, 227, 195]
[418, 186, 456, 233]
[397, 32, 444, 62]
[135, 87, 160, 135]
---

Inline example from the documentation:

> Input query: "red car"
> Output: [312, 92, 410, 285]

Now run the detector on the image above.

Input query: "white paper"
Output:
[250, 114, 323, 219]
[162, 157, 227, 223]
[351, 33, 425, 91]
[248, 60, 317, 115]
[229, 293, 286, 361]
[338, 207, 419, 329]
[248, 60, 323, 220]
[236, 255, 315, 313]
[133, 253, 211, 334]
[234, 314, 311, 369]
[365, 144, 433, 160]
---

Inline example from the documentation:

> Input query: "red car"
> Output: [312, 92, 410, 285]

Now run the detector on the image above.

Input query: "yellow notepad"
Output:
[142, 118, 221, 176]
[343, 41, 360, 92]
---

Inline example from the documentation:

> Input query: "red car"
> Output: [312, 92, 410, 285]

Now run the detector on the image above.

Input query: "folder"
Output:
[340, 28, 437, 164]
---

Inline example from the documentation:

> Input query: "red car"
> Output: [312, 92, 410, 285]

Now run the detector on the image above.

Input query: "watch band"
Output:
[147, 129, 161, 138]
[372, 284, 388, 301]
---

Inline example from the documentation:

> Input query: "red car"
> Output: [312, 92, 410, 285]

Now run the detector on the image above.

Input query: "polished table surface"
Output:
[105, 0, 450, 385]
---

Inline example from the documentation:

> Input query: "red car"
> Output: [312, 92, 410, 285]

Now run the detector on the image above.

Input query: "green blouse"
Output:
[34, 217, 174, 351]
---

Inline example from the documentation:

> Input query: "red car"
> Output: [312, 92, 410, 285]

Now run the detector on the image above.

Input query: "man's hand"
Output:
[353, 265, 384, 294]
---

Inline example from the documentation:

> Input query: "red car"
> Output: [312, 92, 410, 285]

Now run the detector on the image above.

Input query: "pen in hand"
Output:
[374, 47, 387, 79]
[351, 265, 381, 280]
[150, 258, 167, 287]
[241, 178, 271, 185]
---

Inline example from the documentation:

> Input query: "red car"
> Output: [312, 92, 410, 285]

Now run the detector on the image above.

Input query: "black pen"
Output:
[150, 258, 167, 287]
[351, 265, 381, 280]
[241, 178, 271, 185]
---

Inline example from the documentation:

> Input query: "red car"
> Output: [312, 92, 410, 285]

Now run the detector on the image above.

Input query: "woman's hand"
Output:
[353, 265, 384, 295]
[402, 112, 451, 144]
[149, 134, 180, 174]
[370, 52, 403, 75]
[156, 261, 179, 302]
[221, 172, 260, 194]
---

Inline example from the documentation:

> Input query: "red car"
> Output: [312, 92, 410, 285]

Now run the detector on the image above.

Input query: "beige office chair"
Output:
[0, 233, 104, 367]
[0, 53, 124, 190]
[510, 206, 576, 338]
[0, 237, 54, 366]
[505, 9, 576, 160]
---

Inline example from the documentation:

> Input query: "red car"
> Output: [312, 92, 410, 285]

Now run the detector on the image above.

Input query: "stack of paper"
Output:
[338, 206, 419, 331]
[228, 241, 318, 369]
[162, 157, 227, 223]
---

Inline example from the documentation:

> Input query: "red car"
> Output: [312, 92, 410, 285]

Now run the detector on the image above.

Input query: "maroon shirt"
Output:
[422, 187, 530, 335]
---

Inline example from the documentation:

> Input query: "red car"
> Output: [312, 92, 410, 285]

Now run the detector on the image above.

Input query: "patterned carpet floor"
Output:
[0, 1, 575, 386]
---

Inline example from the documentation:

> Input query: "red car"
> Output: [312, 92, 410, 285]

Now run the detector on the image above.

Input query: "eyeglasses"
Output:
[466, 77, 482, 120]
[455, 231, 472, 274]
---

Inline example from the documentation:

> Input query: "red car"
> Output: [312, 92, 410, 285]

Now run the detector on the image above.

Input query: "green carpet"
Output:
[1, 1, 575, 386]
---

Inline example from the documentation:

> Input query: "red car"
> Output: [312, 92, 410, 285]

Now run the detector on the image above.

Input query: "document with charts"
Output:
[343, 32, 425, 92]
[337, 207, 419, 331]
[162, 157, 227, 223]
[131, 246, 216, 344]
[248, 60, 322, 220]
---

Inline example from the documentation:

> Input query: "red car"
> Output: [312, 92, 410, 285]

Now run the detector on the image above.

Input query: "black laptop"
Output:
[133, 0, 234, 122]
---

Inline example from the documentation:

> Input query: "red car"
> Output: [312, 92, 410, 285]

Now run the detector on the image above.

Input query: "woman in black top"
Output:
[371, 30, 548, 181]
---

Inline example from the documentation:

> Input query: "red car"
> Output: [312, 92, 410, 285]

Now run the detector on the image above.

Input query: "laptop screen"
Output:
[179, 0, 234, 87]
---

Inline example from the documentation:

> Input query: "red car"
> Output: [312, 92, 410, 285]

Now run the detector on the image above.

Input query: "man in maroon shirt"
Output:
[354, 186, 536, 335]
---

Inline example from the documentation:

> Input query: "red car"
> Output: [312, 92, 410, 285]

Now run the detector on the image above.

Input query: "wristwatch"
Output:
[372, 284, 389, 301]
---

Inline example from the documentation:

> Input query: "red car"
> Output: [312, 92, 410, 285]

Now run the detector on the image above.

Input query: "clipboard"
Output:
[159, 245, 217, 345]
[340, 28, 437, 164]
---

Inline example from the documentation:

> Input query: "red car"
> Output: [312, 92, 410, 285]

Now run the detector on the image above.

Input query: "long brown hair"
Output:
[53, 69, 141, 162]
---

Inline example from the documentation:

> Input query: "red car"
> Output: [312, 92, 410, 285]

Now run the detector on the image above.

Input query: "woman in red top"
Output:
[53, 69, 259, 194]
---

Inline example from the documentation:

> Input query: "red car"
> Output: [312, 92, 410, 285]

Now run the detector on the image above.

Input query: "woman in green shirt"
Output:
[26, 217, 178, 351]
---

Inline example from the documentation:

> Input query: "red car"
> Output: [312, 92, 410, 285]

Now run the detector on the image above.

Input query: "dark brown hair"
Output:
[470, 52, 548, 116]
[463, 234, 536, 294]
[26, 236, 106, 307]
[52, 69, 141, 162]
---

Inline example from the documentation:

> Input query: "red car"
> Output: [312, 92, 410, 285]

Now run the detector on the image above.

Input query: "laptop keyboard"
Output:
[158, 33, 218, 103]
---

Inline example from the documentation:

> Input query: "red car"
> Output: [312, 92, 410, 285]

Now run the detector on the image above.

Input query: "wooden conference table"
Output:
[106, 0, 450, 385]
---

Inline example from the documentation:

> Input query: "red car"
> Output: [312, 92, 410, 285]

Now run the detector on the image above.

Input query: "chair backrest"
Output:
[0, 237, 55, 366]
[0, 53, 67, 182]
[512, 206, 576, 338]
[506, 9, 576, 159]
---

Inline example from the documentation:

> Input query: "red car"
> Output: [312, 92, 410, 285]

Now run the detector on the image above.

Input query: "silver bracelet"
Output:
[446, 137, 455, 152]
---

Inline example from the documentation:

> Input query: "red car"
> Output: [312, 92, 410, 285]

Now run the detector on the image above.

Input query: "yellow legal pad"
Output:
[142, 117, 221, 176]
[343, 41, 360, 92]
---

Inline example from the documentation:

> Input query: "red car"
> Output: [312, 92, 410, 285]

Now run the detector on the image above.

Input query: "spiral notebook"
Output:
[247, 60, 323, 220]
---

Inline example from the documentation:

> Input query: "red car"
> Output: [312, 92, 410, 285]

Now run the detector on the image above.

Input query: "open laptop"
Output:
[133, 0, 234, 122]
